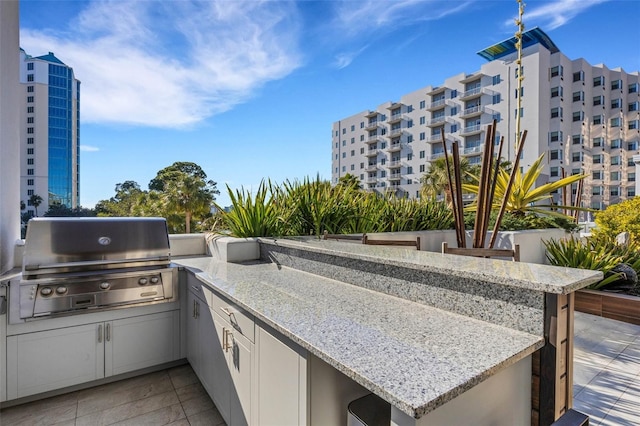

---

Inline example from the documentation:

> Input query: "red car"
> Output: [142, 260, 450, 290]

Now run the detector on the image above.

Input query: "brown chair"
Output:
[363, 235, 421, 250]
[441, 241, 520, 261]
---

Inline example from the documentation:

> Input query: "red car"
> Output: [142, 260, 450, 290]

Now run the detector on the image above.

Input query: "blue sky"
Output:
[19, 0, 640, 208]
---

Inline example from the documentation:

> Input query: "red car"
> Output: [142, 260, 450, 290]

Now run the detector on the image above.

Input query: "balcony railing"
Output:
[366, 135, 381, 143]
[425, 134, 444, 143]
[461, 87, 482, 98]
[461, 105, 482, 117]
[365, 121, 379, 129]
[463, 145, 483, 155]
[426, 99, 446, 110]
[365, 177, 377, 183]
[460, 124, 482, 135]
[388, 128, 403, 137]
[426, 116, 446, 127]
[388, 160, 402, 168]
[388, 173, 402, 181]
[387, 142, 403, 152]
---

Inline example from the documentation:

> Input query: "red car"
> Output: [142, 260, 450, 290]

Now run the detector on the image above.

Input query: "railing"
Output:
[365, 164, 378, 171]
[463, 145, 483, 155]
[461, 124, 481, 134]
[388, 160, 402, 167]
[427, 117, 446, 126]
[462, 105, 482, 116]
[365, 121, 379, 129]
[425, 134, 443, 143]
[389, 128, 403, 137]
[366, 135, 381, 143]
[428, 152, 446, 161]
[365, 178, 377, 183]
[387, 142, 403, 151]
[461, 87, 481, 98]
[427, 99, 446, 109]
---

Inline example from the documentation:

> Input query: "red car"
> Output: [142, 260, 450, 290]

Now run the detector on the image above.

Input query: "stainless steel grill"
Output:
[13, 217, 178, 322]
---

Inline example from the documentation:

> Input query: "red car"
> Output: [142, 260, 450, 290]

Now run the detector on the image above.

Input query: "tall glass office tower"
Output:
[20, 49, 80, 215]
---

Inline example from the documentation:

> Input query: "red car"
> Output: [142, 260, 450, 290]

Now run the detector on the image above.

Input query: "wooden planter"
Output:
[575, 289, 640, 325]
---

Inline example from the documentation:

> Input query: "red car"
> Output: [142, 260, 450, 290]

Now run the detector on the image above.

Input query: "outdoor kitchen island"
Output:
[176, 236, 602, 426]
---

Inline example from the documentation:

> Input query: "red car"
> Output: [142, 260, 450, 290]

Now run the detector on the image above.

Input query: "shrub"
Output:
[594, 197, 640, 242]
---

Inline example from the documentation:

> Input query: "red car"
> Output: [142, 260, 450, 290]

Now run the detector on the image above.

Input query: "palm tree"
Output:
[420, 156, 475, 205]
[29, 194, 43, 217]
[161, 173, 214, 233]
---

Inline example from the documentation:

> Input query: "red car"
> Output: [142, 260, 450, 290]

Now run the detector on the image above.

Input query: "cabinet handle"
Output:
[196, 301, 200, 319]
[106, 323, 111, 342]
[220, 306, 233, 316]
[223, 328, 232, 353]
[98, 324, 103, 343]
[193, 300, 197, 319]
[191, 285, 200, 292]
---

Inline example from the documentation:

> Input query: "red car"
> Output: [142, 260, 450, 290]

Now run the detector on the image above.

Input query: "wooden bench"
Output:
[441, 242, 520, 261]
[322, 231, 365, 243]
[363, 235, 421, 250]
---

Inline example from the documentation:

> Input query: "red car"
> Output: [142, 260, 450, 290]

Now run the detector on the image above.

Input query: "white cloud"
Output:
[21, 0, 302, 128]
[80, 145, 100, 152]
[333, 45, 369, 69]
[505, 0, 610, 30]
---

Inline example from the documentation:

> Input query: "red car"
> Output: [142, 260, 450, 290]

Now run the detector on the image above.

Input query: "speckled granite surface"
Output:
[175, 255, 544, 418]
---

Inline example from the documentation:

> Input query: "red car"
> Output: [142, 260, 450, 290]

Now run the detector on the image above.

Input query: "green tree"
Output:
[337, 173, 361, 190]
[29, 194, 43, 217]
[594, 197, 640, 242]
[149, 162, 216, 193]
[161, 172, 216, 233]
[420, 156, 475, 204]
[95, 181, 147, 217]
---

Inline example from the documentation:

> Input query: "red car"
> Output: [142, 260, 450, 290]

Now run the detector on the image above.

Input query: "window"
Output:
[407, 120, 413, 128]
[628, 141, 638, 151]
[342, 140, 346, 146]
[350, 150, 355, 156]
[27, 179, 34, 186]
[611, 156, 620, 166]
[550, 86, 563, 98]
[419, 132, 425, 141]
[514, 107, 524, 118]
[27, 169, 34, 176]
[492, 113, 501, 122]
[550, 150, 562, 161]
[341, 152, 346, 158]
[611, 79, 622, 90]
[407, 179, 413, 185]
[360, 135, 364, 142]
[492, 74, 501, 85]
[419, 150, 425, 159]
[571, 169, 581, 175]
[611, 139, 622, 149]
[27, 189, 34, 196]
[630, 173, 636, 182]
[572, 91, 584, 102]
[450, 107, 457, 115]
[360, 148, 364, 154]
[551, 107, 563, 118]
[611, 98, 621, 109]
[573, 71, 584, 82]
[629, 83, 639, 94]
[593, 76, 604, 87]
[592, 170, 603, 180]
[629, 120, 639, 130]
[27, 106, 34, 113]
[380, 158, 386, 165]
[592, 137, 603, 148]
[549, 131, 562, 143]
[492, 94, 501, 104]
[515, 87, 524, 98]
[450, 89, 457, 98]
[419, 116, 425, 125]
[407, 166, 413, 174]
[610, 171, 620, 181]
[407, 153, 413, 161]
[610, 187, 620, 197]
[360, 163, 364, 169]
[380, 170, 386, 178]
[629, 188, 636, 197]
[592, 186, 602, 196]
[380, 142, 386, 149]
[629, 158, 636, 166]
[27, 148, 34, 155]
[27, 96, 34, 103]
[350, 138, 355, 144]
[27, 116, 34, 124]
[27, 137, 33, 144]
[27, 127, 34, 134]
[550, 167, 559, 177]
[610, 117, 621, 128]
[419, 100, 426, 109]
[407, 135, 413, 143]
[630, 102, 639, 112]
[350, 164, 355, 171]
[27, 74, 34, 82]
[550, 65, 563, 78]
[572, 111, 584, 122]
[572, 135, 583, 145]
[515, 67, 524, 78]
[450, 124, 458, 132]
[350, 125, 355, 132]
[27, 85, 34, 93]
[419, 164, 425, 173]
[593, 154, 603, 164]
[593, 95, 604, 106]
[27, 62, 34, 70]
[360, 122, 364, 129]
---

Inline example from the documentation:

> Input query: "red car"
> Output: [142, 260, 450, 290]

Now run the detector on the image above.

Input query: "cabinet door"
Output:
[6, 323, 103, 399]
[186, 290, 201, 377]
[213, 311, 233, 423]
[197, 303, 217, 394]
[230, 331, 253, 426]
[106, 310, 179, 376]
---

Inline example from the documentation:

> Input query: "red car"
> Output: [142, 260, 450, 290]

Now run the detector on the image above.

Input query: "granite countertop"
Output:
[174, 255, 544, 418]
[262, 237, 603, 294]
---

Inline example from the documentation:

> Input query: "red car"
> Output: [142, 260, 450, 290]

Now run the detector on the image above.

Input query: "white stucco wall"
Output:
[0, 0, 20, 274]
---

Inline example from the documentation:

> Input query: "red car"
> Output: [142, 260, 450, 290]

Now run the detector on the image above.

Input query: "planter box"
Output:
[206, 234, 260, 263]
[575, 289, 640, 325]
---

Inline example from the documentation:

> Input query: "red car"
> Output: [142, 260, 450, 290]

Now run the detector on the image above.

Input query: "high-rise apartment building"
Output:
[332, 28, 640, 211]
[20, 49, 80, 215]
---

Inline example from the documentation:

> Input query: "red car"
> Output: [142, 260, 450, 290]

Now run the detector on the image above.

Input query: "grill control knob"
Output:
[99, 282, 110, 290]
[40, 287, 53, 296]
[150, 276, 160, 284]
[56, 286, 68, 295]
[138, 278, 148, 286]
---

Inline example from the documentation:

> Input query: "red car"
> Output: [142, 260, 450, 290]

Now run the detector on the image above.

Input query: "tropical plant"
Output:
[420, 156, 475, 204]
[463, 211, 579, 232]
[593, 197, 640, 242]
[29, 193, 43, 217]
[161, 172, 216, 233]
[463, 154, 587, 219]
[544, 234, 640, 290]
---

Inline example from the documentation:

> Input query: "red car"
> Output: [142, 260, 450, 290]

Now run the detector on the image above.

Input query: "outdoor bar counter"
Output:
[176, 237, 602, 425]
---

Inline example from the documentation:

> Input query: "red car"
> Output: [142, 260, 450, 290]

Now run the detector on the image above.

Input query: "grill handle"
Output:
[98, 324, 103, 343]
[106, 323, 111, 342]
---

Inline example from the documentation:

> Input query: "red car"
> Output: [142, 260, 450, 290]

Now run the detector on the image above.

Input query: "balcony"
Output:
[364, 121, 379, 130]
[462, 145, 483, 155]
[425, 134, 444, 143]
[428, 152, 446, 161]
[388, 173, 402, 181]
[460, 123, 482, 136]
[366, 135, 382, 144]
[365, 164, 378, 172]
[388, 128, 403, 138]
[387, 142, 403, 153]
[388, 160, 402, 169]
[426, 116, 446, 127]
[387, 113, 406, 124]
[460, 105, 483, 118]
[365, 149, 379, 157]
[426, 99, 446, 110]
[364, 110, 379, 118]
[459, 87, 482, 100]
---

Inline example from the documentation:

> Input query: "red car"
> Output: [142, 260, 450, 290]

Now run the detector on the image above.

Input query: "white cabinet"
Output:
[6, 310, 180, 400]
[186, 280, 217, 394]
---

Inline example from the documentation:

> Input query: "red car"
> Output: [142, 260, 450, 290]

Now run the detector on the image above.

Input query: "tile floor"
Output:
[2, 313, 639, 426]
[0, 364, 226, 426]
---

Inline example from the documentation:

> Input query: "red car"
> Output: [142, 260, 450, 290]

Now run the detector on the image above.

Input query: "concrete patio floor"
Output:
[0, 312, 638, 425]
[573, 312, 640, 425]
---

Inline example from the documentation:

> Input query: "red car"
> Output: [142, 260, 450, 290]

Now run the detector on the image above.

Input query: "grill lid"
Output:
[23, 217, 171, 276]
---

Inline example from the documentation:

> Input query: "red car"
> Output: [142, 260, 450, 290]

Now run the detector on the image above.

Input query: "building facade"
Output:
[20, 49, 80, 215]
[332, 28, 640, 211]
